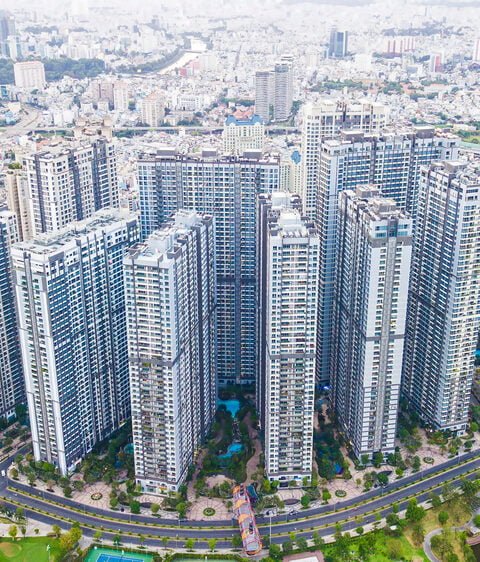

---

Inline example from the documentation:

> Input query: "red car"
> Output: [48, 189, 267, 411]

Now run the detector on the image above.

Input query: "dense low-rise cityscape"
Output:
[0, 0, 479, 561]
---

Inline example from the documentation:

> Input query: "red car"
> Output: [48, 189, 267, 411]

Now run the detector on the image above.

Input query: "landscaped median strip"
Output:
[4, 456, 480, 542]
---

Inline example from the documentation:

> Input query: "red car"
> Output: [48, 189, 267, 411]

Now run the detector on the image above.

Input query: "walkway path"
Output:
[423, 529, 442, 562]
[244, 412, 262, 484]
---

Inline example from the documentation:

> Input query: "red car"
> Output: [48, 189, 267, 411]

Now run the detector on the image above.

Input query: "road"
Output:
[1, 107, 41, 138]
[31, 125, 300, 135]
[1, 448, 479, 549]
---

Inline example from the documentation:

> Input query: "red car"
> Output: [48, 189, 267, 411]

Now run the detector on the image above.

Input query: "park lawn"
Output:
[324, 531, 428, 561]
[403, 501, 471, 540]
[0, 537, 63, 562]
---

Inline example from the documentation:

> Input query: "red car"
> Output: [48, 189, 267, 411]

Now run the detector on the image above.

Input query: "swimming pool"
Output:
[219, 442, 244, 459]
[217, 398, 240, 417]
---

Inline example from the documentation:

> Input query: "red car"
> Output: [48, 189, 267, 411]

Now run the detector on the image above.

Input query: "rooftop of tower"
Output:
[12, 209, 136, 255]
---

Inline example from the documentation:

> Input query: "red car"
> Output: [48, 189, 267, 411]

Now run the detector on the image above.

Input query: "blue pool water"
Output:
[217, 399, 240, 417]
[219, 442, 244, 459]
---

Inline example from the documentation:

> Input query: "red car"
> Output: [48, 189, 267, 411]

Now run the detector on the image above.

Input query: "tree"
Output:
[461, 479, 480, 510]
[312, 531, 324, 547]
[185, 538, 195, 551]
[322, 488, 331, 502]
[176, 501, 187, 519]
[113, 534, 122, 546]
[110, 497, 119, 509]
[151, 502, 160, 515]
[386, 513, 401, 527]
[20, 526, 26, 538]
[262, 479, 272, 494]
[269, 543, 282, 559]
[411, 456, 421, 472]
[8, 525, 17, 541]
[282, 540, 293, 554]
[296, 537, 308, 551]
[372, 452, 383, 468]
[14, 507, 25, 521]
[377, 472, 389, 486]
[301, 495, 310, 508]
[161, 536, 169, 549]
[406, 498, 425, 523]
[360, 454, 370, 467]
[130, 500, 141, 514]
[430, 493, 442, 508]
[356, 526, 364, 535]
[93, 530, 103, 542]
[208, 538, 217, 552]
[52, 525, 61, 538]
[438, 511, 449, 526]
[231, 534, 242, 549]
[10, 468, 18, 479]
[411, 523, 425, 546]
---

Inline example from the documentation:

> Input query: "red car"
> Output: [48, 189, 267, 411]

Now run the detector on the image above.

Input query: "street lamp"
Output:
[266, 509, 277, 542]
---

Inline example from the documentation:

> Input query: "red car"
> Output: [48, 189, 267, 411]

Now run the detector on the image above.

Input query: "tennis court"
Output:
[85, 546, 154, 562]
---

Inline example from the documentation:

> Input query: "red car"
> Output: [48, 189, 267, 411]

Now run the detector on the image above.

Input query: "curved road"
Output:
[1, 449, 480, 549]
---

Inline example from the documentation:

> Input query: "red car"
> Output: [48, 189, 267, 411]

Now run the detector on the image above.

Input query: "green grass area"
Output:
[0, 537, 62, 562]
[85, 547, 154, 561]
[323, 531, 427, 562]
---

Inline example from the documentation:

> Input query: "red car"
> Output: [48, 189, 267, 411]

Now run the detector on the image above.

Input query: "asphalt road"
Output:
[1, 448, 479, 549]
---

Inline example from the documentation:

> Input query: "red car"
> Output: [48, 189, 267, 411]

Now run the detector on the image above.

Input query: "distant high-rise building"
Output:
[0, 211, 24, 421]
[7, 35, 21, 60]
[113, 80, 130, 111]
[138, 149, 281, 385]
[273, 62, 293, 122]
[0, 10, 15, 57]
[332, 187, 412, 460]
[301, 100, 388, 218]
[13, 61, 46, 90]
[125, 211, 216, 493]
[313, 127, 459, 384]
[402, 161, 480, 433]
[12, 211, 139, 475]
[258, 202, 319, 483]
[428, 53, 443, 74]
[279, 150, 302, 195]
[140, 92, 164, 126]
[222, 115, 265, 155]
[255, 60, 293, 123]
[23, 139, 119, 237]
[5, 167, 33, 242]
[329, 28, 348, 58]
[255, 69, 274, 123]
[473, 37, 480, 63]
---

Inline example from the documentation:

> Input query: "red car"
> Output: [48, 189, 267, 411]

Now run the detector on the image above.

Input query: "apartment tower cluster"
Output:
[1, 99, 479, 492]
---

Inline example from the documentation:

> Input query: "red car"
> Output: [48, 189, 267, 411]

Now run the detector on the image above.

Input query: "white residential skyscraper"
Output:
[13, 60, 46, 89]
[301, 100, 388, 218]
[402, 161, 480, 432]
[332, 188, 412, 459]
[0, 211, 24, 421]
[259, 205, 319, 483]
[12, 210, 139, 475]
[314, 127, 459, 384]
[255, 69, 274, 123]
[273, 62, 293, 122]
[23, 139, 119, 237]
[125, 211, 216, 493]
[5, 167, 33, 242]
[255, 61, 293, 123]
[138, 149, 280, 385]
